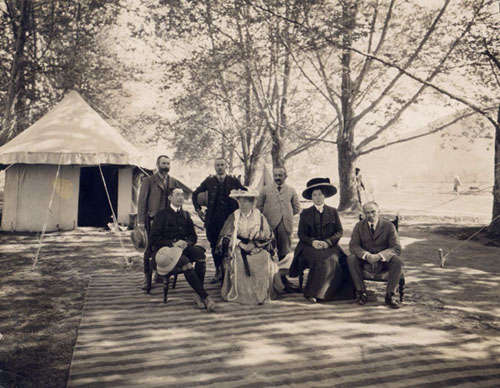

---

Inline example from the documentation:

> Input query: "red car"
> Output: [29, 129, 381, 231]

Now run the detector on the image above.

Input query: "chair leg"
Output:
[398, 275, 405, 302]
[220, 262, 225, 285]
[163, 276, 170, 304]
[145, 267, 152, 294]
[172, 273, 178, 289]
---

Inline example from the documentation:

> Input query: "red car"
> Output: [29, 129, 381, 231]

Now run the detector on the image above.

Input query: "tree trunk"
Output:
[337, 140, 360, 211]
[488, 104, 500, 234]
[337, 1, 359, 212]
[243, 160, 257, 187]
[1, 0, 30, 145]
[270, 7, 290, 170]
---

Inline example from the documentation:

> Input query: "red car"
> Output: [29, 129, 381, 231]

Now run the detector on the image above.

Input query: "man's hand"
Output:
[137, 223, 145, 231]
[196, 208, 206, 222]
[365, 253, 381, 264]
[174, 240, 188, 250]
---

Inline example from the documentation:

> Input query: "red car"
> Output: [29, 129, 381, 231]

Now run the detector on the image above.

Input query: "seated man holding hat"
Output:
[150, 187, 216, 312]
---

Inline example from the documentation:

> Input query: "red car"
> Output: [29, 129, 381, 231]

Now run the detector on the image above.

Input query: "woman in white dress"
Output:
[217, 189, 284, 305]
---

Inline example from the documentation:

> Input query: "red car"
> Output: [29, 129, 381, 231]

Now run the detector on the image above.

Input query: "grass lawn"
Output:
[0, 229, 136, 387]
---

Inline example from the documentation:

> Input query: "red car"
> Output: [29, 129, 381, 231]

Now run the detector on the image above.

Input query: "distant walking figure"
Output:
[355, 168, 366, 205]
[453, 175, 462, 194]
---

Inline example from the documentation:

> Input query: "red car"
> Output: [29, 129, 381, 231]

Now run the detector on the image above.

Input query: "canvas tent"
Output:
[0, 91, 189, 232]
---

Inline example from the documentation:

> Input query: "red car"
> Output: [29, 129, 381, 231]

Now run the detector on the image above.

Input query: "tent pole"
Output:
[33, 154, 63, 270]
[98, 164, 132, 268]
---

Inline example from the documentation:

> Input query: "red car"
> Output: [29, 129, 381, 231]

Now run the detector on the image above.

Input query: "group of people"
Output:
[135, 155, 403, 312]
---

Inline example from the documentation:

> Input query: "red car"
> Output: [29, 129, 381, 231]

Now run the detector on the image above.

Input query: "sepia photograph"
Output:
[0, 0, 499, 387]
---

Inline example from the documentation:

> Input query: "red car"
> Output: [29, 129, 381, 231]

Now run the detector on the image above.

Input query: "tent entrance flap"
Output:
[78, 166, 118, 227]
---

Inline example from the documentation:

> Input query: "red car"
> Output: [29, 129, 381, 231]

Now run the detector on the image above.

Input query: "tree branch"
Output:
[358, 109, 482, 156]
[352, 0, 451, 126]
[245, 0, 498, 129]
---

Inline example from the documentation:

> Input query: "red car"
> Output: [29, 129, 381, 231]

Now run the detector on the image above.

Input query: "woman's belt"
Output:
[238, 237, 252, 277]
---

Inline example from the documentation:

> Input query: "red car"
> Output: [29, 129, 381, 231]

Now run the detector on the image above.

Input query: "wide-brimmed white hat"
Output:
[155, 246, 183, 275]
[229, 188, 259, 199]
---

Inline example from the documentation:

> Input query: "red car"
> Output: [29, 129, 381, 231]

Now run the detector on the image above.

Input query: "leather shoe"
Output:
[193, 294, 205, 309]
[305, 296, 317, 303]
[385, 293, 400, 309]
[284, 284, 301, 294]
[281, 276, 300, 293]
[356, 291, 368, 305]
[210, 267, 223, 284]
[203, 296, 216, 312]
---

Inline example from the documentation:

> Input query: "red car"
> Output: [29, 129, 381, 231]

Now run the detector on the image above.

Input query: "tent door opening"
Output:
[78, 166, 118, 227]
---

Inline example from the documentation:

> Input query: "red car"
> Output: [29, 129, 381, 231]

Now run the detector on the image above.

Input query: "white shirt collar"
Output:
[314, 204, 324, 213]
[171, 204, 182, 212]
[369, 220, 379, 229]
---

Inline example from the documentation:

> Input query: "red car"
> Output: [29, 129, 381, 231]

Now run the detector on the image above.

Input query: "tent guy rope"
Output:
[32, 154, 63, 270]
[98, 164, 133, 268]
[438, 212, 500, 268]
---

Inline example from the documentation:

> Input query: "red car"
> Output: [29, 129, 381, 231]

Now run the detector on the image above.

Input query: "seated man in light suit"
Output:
[347, 201, 403, 309]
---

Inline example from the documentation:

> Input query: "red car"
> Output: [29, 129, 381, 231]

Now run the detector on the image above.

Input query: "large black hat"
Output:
[302, 177, 337, 200]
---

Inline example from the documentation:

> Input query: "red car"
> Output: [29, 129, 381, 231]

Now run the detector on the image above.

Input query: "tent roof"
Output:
[0, 91, 150, 168]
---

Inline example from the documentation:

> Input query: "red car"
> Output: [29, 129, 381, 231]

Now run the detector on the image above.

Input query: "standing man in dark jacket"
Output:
[137, 155, 181, 289]
[192, 157, 246, 283]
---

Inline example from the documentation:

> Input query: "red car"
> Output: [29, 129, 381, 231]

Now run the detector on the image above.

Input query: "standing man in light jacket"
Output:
[137, 155, 181, 289]
[256, 166, 301, 291]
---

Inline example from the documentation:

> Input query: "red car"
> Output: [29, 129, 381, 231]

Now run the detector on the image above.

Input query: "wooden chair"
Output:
[160, 268, 182, 304]
[145, 257, 179, 300]
[359, 214, 405, 302]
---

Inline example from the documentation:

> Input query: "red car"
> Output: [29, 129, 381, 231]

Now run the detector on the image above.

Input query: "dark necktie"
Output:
[370, 223, 375, 236]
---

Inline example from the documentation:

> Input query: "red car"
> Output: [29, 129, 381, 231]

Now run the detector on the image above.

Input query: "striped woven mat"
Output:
[67, 270, 500, 388]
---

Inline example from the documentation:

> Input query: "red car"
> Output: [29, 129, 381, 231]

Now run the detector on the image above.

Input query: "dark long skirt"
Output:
[302, 245, 356, 301]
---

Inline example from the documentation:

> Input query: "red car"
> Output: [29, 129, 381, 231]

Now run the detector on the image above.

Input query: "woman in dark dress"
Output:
[289, 178, 356, 303]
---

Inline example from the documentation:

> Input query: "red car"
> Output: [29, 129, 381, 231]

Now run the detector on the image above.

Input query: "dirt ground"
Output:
[0, 207, 499, 387]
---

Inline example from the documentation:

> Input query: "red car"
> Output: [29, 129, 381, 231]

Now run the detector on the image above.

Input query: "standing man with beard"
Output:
[256, 166, 301, 291]
[192, 157, 246, 284]
[138, 155, 181, 289]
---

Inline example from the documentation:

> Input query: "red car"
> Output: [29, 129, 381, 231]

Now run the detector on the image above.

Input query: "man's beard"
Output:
[159, 167, 169, 174]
